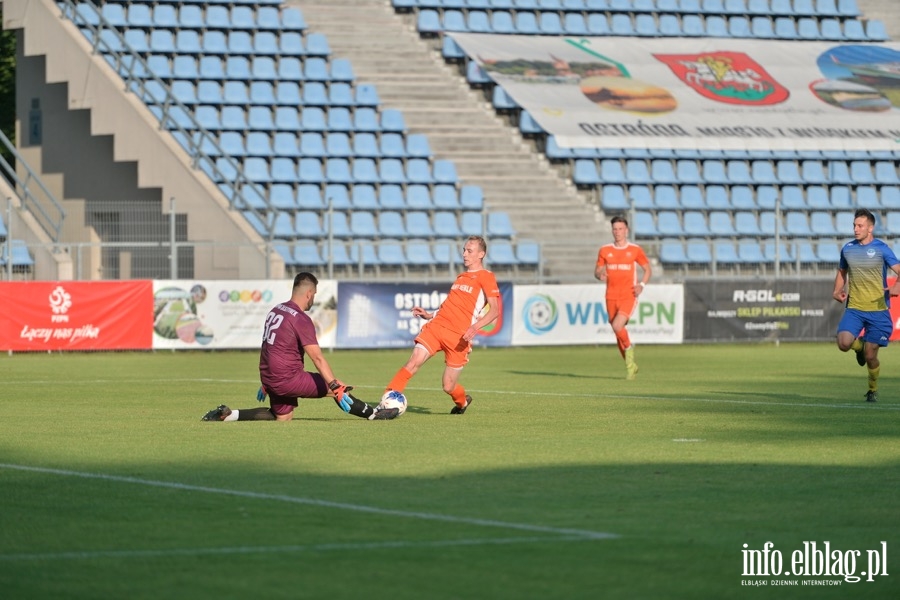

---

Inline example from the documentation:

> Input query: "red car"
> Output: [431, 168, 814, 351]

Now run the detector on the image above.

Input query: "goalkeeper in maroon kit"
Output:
[202, 272, 397, 421]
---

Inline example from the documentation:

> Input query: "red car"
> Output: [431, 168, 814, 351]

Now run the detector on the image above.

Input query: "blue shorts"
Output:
[837, 309, 894, 347]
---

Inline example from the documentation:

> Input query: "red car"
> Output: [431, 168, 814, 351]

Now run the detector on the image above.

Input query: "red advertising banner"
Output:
[0, 281, 153, 351]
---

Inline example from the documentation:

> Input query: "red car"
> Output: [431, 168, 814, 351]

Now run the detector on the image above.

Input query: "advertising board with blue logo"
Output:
[337, 282, 514, 349]
[512, 284, 684, 346]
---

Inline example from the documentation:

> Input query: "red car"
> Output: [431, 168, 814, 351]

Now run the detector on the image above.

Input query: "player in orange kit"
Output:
[595, 215, 651, 380]
[384, 235, 501, 414]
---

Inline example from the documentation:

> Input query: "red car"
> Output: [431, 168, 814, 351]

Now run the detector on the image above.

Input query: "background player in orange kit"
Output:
[384, 235, 501, 414]
[595, 216, 651, 380]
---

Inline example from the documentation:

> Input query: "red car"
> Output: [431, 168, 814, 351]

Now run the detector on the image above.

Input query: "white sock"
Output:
[224, 410, 239, 422]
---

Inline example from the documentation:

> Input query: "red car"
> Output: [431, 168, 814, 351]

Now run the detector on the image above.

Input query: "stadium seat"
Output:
[683, 211, 711, 237]
[686, 240, 713, 264]
[780, 186, 807, 209]
[734, 212, 762, 236]
[629, 186, 654, 210]
[735, 240, 764, 265]
[785, 212, 813, 236]
[709, 212, 737, 236]
[657, 211, 683, 237]
[659, 240, 688, 266]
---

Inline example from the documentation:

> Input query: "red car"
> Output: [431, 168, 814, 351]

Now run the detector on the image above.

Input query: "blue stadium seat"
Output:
[714, 241, 740, 264]
[628, 159, 653, 184]
[675, 160, 702, 185]
[635, 14, 658, 36]
[461, 211, 485, 235]
[850, 160, 876, 185]
[764, 240, 795, 263]
[824, 185, 852, 210]
[296, 211, 323, 238]
[659, 239, 689, 266]
[797, 17, 821, 40]
[377, 211, 406, 238]
[659, 14, 682, 35]
[516, 240, 541, 268]
[406, 211, 435, 238]
[777, 160, 804, 185]
[610, 14, 634, 36]
[785, 212, 812, 236]
[728, 16, 752, 37]
[843, 19, 866, 41]
[739, 240, 766, 264]
[730, 186, 757, 210]
[866, 20, 889, 41]
[488, 240, 520, 268]
[434, 211, 463, 238]
[683, 15, 705, 36]
[751, 160, 778, 185]
[349, 184, 378, 211]
[734, 211, 762, 236]
[433, 185, 460, 210]
[881, 186, 900, 209]
[563, 13, 589, 35]
[706, 16, 730, 37]
[657, 211, 683, 237]
[515, 11, 540, 34]
[540, 12, 564, 34]
[601, 185, 628, 211]
[468, 11, 492, 33]
[683, 211, 710, 237]
[810, 211, 837, 236]
[629, 186, 653, 210]
[405, 185, 432, 211]
[293, 241, 325, 267]
[633, 211, 658, 237]
[686, 240, 712, 264]
[574, 159, 601, 185]
[800, 160, 827, 184]
[351, 132, 379, 157]
[460, 185, 484, 211]
[654, 186, 680, 210]
[587, 13, 610, 34]
[407, 159, 434, 185]
[816, 241, 841, 264]
[702, 160, 728, 185]
[709, 211, 737, 236]
[376, 184, 404, 211]
[488, 212, 516, 238]
[683, 185, 709, 210]
[751, 16, 774, 38]
[405, 240, 437, 268]
[490, 11, 516, 34]
[780, 186, 807, 209]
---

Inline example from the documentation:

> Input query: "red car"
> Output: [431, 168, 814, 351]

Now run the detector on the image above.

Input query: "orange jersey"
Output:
[432, 269, 500, 335]
[596, 243, 649, 299]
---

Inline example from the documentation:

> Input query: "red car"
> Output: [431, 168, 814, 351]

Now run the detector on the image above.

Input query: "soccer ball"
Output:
[379, 390, 407, 416]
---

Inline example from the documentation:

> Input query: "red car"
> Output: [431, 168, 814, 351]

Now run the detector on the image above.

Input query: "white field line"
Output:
[0, 535, 593, 562]
[0, 463, 618, 544]
[1, 379, 897, 411]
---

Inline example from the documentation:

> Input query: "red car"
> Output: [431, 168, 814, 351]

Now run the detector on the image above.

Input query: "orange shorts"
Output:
[415, 321, 471, 369]
[606, 296, 637, 322]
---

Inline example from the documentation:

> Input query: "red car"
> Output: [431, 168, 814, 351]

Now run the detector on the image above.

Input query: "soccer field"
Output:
[0, 344, 897, 599]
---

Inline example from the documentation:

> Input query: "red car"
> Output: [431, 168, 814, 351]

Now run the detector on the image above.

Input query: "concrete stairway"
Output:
[288, 0, 608, 283]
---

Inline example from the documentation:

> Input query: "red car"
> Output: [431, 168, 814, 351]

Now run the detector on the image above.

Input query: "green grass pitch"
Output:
[0, 344, 897, 599]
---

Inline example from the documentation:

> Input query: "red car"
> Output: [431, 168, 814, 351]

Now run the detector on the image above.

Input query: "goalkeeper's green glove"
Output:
[256, 385, 267, 403]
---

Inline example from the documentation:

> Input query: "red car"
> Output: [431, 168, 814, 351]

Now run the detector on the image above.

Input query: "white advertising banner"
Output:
[450, 33, 900, 151]
[152, 280, 338, 349]
[512, 284, 684, 346]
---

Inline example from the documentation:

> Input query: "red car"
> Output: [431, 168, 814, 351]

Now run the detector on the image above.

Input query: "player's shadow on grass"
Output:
[506, 370, 598, 379]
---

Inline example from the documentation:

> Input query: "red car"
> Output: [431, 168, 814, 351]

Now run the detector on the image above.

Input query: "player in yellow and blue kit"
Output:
[833, 209, 900, 402]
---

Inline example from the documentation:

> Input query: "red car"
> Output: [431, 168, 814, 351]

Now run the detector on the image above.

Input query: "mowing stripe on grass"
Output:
[0, 535, 595, 562]
[0, 463, 618, 541]
[2, 378, 897, 411]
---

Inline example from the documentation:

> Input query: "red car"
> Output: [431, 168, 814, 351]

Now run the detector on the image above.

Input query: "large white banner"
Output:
[451, 34, 900, 151]
[152, 280, 337, 349]
[513, 284, 684, 346]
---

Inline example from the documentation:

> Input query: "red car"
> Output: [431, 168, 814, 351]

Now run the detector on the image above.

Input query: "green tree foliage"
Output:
[0, 8, 15, 166]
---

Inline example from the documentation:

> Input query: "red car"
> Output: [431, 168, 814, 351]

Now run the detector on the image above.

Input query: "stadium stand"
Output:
[394, 0, 900, 276]
[51, 0, 541, 280]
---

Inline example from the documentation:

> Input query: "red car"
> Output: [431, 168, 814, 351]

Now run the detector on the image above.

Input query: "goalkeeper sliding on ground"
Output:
[201, 382, 397, 422]
[200, 271, 398, 422]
